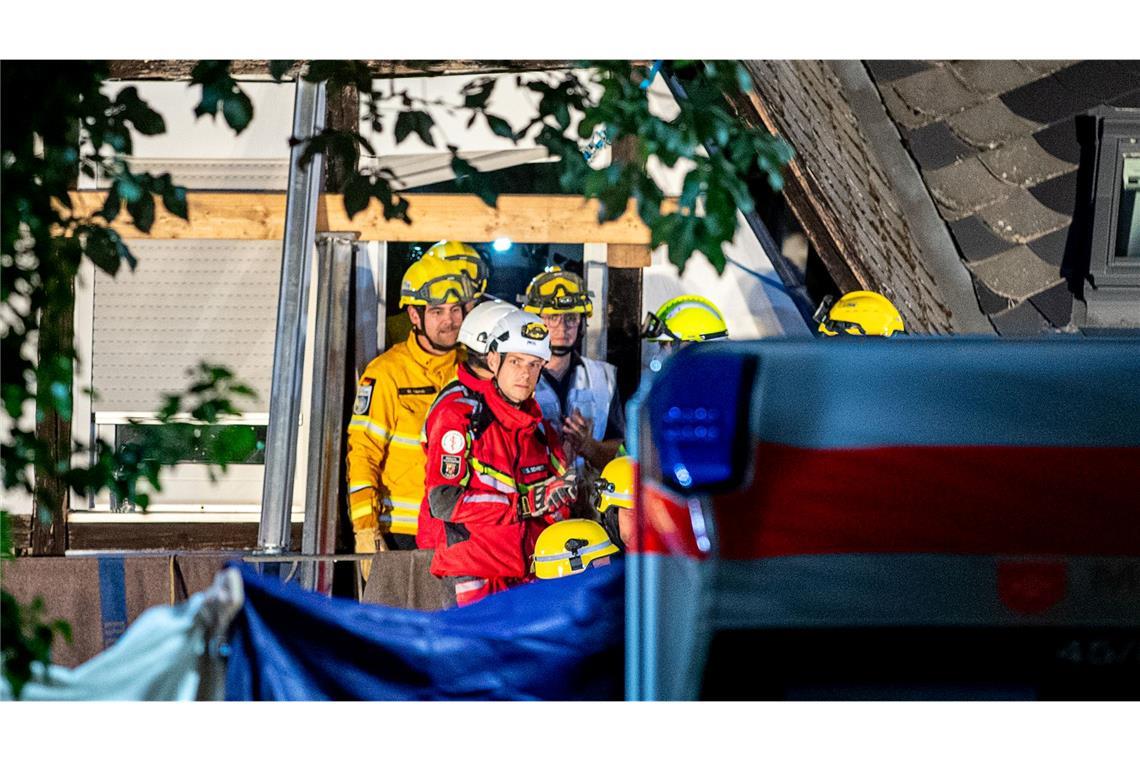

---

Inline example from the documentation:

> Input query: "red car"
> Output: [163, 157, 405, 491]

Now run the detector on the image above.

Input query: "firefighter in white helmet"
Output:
[521, 267, 625, 479]
[421, 310, 575, 606]
[416, 298, 519, 550]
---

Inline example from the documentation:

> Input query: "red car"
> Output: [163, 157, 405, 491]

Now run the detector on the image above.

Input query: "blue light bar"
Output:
[645, 348, 756, 493]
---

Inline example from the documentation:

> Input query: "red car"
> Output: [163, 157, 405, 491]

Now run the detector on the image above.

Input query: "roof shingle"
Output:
[976, 190, 1071, 244]
[948, 60, 1043, 97]
[967, 244, 1063, 300]
[977, 136, 1077, 188]
[892, 65, 987, 119]
[924, 157, 1014, 219]
[946, 98, 1042, 149]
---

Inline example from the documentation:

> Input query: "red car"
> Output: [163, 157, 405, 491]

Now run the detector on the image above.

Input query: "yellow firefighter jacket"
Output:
[346, 332, 459, 536]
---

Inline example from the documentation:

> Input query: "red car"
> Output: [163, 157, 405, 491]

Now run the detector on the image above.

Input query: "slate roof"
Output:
[866, 60, 1140, 334]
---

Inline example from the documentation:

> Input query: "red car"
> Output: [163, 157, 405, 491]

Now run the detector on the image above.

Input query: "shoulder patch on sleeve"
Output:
[440, 454, 462, 479]
[354, 378, 375, 415]
[440, 430, 466, 454]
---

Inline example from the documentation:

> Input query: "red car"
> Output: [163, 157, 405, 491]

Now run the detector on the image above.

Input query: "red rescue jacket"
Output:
[419, 369, 568, 588]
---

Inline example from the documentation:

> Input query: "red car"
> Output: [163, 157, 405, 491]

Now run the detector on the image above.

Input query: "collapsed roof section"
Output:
[741, 60, 1140, 335]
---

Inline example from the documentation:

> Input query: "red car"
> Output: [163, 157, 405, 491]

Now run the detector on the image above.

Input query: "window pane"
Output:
[1116, 155, 1140, 258]
[115, 423, 267, 465]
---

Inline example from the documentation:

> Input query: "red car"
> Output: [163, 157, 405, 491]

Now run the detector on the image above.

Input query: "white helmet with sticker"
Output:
[487, 310, 552, 362]
[457, 299, 520, 355]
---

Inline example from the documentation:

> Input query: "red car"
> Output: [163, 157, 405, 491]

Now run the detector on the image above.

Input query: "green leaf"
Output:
[450, 155, 498, 208]
[84, 228, 123, 276]
[461, 78, 496, 110]
[100, 184, 121, 223]
[161, 184, 188, 220]
[222, 90, 254, 134]
[116, 86, 165, 136]
[485, 114, 515, 140]
[269, 60, 295, 81]
[394, 111, 435, 148]
[126, 194, 155, 234]
[343, 174, 371, 219]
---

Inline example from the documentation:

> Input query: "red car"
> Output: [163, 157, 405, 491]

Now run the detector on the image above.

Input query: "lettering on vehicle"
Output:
[441, 430, 466, 454]
[354, 378, 375, 415]
[398, 385, 437, 396]
[440, 454, 462, 480]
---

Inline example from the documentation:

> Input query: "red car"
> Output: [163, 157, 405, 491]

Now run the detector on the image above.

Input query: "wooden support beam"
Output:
[736, 86, 863, 293]
[607, 243, 652, 268]
[31, 278, 73, 556]
[605, 136, 646, 400]
[106, 60, 605, 82]
[68, 192, 676, 244]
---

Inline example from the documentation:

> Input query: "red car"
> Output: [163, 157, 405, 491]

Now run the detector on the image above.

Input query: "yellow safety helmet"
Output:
[520, 266, 593, 317]
[426, 240, 490, 297]
[814, 291, 905, 337]
[594, 456, 635, 513]
[398, 255, 478, 308]
[641, 295, 728, 342]
[531, 519, 619, 579]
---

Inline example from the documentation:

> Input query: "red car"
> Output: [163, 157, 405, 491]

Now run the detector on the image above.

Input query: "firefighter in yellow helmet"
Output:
[521, 266, 625, 476]
[346, 255, 476, 573]
[813, 291, 905, 337]
[387, 241, 488, 346]
[594, 455, 636, 550]
[531, 519, 620, 579]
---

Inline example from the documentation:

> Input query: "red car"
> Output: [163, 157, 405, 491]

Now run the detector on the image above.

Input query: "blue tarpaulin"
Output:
[225, 560, 625, 700]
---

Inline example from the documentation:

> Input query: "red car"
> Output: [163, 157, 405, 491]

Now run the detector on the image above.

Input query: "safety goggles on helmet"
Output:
[401, 273, 477, 307]
[520, 267, 593, 316]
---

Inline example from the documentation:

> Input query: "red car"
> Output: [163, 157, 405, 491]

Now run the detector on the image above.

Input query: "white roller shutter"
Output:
[91, 240, 282, 414]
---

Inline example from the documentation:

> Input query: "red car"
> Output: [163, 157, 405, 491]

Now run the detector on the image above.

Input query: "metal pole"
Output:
[258, 77, 327, 555]
[300, 234, 356, 592]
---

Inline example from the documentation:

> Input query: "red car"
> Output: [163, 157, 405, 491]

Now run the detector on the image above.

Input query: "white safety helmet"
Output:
[458, 299, 520, 355]
[487, 310, 552, 362]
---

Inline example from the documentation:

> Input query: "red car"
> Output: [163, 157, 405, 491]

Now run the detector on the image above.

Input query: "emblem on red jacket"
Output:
[440, 454, 462, 479]
[441, 430, 466, 454]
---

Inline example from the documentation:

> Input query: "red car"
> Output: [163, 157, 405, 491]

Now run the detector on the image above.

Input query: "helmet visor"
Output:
[405, 274, 477, 305]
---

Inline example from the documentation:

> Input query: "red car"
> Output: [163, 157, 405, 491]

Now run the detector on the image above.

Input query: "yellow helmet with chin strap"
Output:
[641, 295, 729, 342]
[399, 255, 477, 308]
[531, 519, 619, 579]
[594, 456, 635, 513]
[814, 291, 905, 337]
[520, 266, 593, 317]
[426, 240, 489, 297]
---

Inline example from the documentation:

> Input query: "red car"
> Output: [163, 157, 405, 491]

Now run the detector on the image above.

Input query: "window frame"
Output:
[1088, 107, 1140, 286]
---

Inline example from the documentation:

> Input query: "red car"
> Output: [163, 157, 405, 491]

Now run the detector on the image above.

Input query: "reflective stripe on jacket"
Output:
[346, 332, 459, 535]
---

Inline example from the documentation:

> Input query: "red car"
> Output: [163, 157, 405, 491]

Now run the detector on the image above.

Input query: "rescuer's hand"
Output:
[519, 474, 578, 520]
[355, 528, 378, 582]
[562, 411, 592, 458]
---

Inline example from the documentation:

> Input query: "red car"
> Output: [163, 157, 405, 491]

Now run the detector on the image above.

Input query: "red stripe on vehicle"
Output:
[710, 443, 1140, 560]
